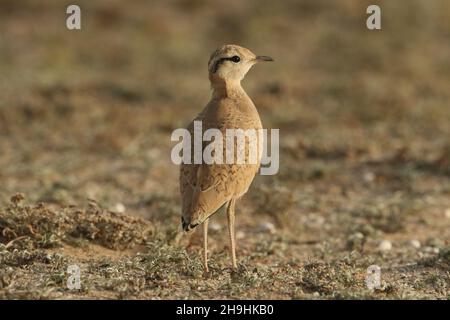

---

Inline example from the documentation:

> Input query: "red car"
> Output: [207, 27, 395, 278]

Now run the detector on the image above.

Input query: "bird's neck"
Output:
[211, 79, 245, 99]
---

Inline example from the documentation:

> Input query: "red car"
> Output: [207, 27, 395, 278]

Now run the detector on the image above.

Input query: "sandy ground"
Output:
[0, 0, 449, 299]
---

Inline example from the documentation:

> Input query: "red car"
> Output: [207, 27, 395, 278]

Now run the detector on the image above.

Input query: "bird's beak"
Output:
[254, 55, 274, 63]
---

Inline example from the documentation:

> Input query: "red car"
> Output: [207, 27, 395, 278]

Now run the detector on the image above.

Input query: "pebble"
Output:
[236, 231, 246, 240]
[378, 240, 392, 251]
[423, 246, 439, 254]
[114, 203, 126, 213]
[445, 208, 450, 219]
[350, 232, 364, 240]
[258, 222, 276, 234]
[209, 223, 222, 232]
[409, 240, 421, 249]
[363, 171, 375, 183]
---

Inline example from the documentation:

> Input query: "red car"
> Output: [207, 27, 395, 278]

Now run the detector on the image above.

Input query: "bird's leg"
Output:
[227, 198, 237, 270]
[203, 218, 209, 272]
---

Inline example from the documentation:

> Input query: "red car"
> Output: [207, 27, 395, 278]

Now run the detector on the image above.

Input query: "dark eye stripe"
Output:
[212, 59, 224, 73]
[223, 56, 240, 63]
[212, 56, 241, 73]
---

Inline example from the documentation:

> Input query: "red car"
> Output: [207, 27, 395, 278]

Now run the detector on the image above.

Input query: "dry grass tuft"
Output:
[0, 194, 153, 250]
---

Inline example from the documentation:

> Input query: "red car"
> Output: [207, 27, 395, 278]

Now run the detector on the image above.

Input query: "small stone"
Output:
[236, 231, 246, 240]
[409, 240, 421, 249]
[363, 171, 375, 183]
[423, 246, 439, 254]
[114, 203, 126, 213]
[209, 223, 222, 232]
[351, 232, 364, 240]
[445, 208, 450, 219]
[378, 240, 392, 251]
[258, 222, 276, 234]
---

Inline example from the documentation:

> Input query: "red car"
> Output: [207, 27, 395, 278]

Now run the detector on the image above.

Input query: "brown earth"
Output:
[0, 0, 449, 299]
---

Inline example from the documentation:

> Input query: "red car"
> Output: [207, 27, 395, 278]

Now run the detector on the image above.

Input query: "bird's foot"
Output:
[203, 269, 211, 278]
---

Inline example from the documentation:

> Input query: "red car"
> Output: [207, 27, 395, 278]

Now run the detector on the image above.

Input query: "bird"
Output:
[180, 44, 273, 272]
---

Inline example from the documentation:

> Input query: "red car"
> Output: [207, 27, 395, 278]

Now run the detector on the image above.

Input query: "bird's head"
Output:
[208, 44, 273, 85]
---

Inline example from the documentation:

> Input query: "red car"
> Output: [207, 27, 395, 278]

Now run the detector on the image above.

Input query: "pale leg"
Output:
[203, 219, 209, 272]
[227, 198, 237, 269]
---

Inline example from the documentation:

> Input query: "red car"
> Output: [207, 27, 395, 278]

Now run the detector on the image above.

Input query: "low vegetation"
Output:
[0, 0, 449, 299]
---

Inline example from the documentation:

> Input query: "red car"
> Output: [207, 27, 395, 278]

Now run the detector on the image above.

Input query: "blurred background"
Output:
[0, 0, 449, 298]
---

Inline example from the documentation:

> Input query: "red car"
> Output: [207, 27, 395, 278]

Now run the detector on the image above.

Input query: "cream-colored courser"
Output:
[180, 44, 273, 271]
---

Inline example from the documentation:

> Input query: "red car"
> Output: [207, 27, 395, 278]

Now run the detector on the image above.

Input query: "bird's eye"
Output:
[230, 55, 240, 63]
